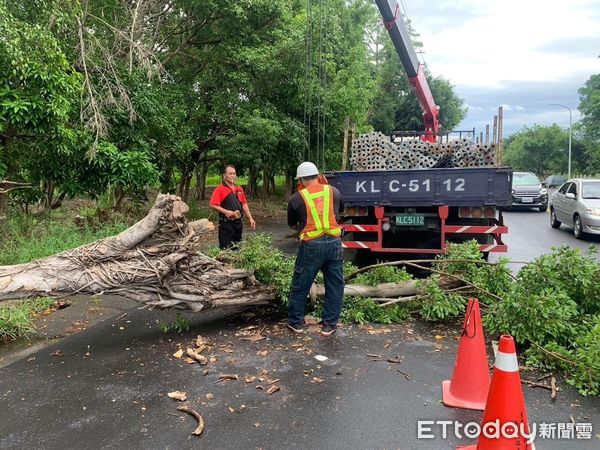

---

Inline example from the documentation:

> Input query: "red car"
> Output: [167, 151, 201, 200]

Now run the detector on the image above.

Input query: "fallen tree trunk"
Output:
[0, 194, 277, 311]
[310, 281, 418, 301]
[310, 276, 461, 303]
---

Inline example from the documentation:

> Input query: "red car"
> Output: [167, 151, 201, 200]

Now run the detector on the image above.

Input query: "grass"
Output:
[0, 206, 131, 341]
[0, 298, 56, 342]
[0, 211, 128, 266]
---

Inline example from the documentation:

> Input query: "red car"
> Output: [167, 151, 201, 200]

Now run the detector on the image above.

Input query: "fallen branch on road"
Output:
[177, 405, 205, 436]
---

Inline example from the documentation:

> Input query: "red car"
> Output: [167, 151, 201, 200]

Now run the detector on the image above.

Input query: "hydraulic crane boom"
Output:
[374, 0, 440, 142]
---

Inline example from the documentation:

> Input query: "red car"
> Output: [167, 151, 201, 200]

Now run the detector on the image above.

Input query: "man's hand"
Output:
[224, 210, 237, 219]
[249, 217, 256, 230]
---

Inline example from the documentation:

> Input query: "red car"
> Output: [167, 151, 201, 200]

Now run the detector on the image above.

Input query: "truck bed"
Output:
[326, 167, 513, 207]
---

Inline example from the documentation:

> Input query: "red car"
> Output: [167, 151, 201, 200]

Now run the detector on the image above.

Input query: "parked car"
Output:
[511, 172, 548, 212]
[544, 174, 566, 189]
[550, 179, 600, 239]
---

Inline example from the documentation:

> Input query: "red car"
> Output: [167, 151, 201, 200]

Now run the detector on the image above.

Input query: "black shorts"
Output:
[219, 220, 243, 249]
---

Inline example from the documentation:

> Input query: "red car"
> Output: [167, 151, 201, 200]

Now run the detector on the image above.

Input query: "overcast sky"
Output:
[400, 0, 600, 136]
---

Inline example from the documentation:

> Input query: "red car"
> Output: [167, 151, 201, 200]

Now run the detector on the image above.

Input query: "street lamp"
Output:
[549, 103, 572, 179]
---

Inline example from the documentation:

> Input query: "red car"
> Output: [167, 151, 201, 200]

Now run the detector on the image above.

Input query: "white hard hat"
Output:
[295, 162, 319, 179]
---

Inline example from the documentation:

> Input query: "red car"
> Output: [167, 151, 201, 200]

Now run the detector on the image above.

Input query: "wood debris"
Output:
[266, 385, 280, 395]
[366, 327, 392, 335]
[168, 391, 187, 402]
[216, 374, 239, 382]
[195, 335, 209, 347]
[177, 405, 205, 436]
[522, 377, 559, 400]
[186, 348, 208, 365]
[173, 349, 184, 359]
[396, 369, 410, 380]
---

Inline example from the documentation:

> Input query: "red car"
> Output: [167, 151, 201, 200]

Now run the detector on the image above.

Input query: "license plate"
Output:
[395, 214, 425, 226]
[522, 197, 533, 203]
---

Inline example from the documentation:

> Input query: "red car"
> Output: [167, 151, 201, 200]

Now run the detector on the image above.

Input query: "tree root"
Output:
[0, 194, 278, 311]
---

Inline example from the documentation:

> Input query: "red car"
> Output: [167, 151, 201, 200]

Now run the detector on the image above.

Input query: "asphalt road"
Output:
[490, 209, 600, 268]
[1, 310, 598, 450]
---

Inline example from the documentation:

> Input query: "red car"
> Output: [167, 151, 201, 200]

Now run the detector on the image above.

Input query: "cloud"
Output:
[398, 0, 598, 136]
[405, 0, 599, 87]
[465, 103, 483, 111]
[537, 36, 600, 57]
[453, 76, 585, 135]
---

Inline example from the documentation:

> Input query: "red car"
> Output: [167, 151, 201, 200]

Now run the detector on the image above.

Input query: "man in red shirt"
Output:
[209, 165, 256, 249]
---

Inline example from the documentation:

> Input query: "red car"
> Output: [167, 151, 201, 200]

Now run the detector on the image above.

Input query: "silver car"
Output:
[549, 179, 600, 239]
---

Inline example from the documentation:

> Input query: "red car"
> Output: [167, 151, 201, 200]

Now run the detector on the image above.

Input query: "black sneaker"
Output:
[320, 323, 337, 337]
[287, 322, 305, 334]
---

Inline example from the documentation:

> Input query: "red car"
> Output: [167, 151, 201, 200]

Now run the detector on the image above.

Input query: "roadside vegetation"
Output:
[218, 235, 600, 396]
[0, 298, 56, 342]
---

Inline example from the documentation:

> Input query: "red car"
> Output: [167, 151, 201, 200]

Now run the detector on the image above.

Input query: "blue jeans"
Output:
[288, 236, 344, 327]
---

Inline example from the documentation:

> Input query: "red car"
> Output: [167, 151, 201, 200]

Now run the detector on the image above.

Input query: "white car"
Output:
[549, 179, 600, 239]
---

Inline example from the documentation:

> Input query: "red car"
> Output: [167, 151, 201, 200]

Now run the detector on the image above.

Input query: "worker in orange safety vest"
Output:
[287, 162, 345, 337]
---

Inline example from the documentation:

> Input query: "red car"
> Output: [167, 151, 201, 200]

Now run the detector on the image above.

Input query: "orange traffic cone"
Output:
[442, 298, 490, 410]
[458, 335, 535, 449]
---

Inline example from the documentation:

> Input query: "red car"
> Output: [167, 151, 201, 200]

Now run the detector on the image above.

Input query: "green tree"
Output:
[504, 125, 587, 177]
[578, 74, 600, 141]
[0, 0, 81, 214]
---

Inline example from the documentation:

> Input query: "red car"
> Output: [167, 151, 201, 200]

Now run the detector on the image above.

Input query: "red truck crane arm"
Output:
[374, 0, 440, 142]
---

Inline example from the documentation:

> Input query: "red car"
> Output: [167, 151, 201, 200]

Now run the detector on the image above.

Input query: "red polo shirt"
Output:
[210, 182, 247, 220]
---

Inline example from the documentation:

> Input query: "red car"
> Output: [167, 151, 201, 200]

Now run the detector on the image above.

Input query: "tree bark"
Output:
[310, 281, 418, 300]
[182, 174, 191, 202]
[284, 173, 292, 201]
[0, 190, 7, 220]
[248, 167, 259, 198]
[194, 157, 208, 200]
[113, 187, 126, 210]
[262, 168, 269, 199]
[42, 179, 55, 210]
[0, 194, 277, 312]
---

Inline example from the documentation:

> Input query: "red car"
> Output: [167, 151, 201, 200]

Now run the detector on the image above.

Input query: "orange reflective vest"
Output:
[299, 184, 342, 241]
